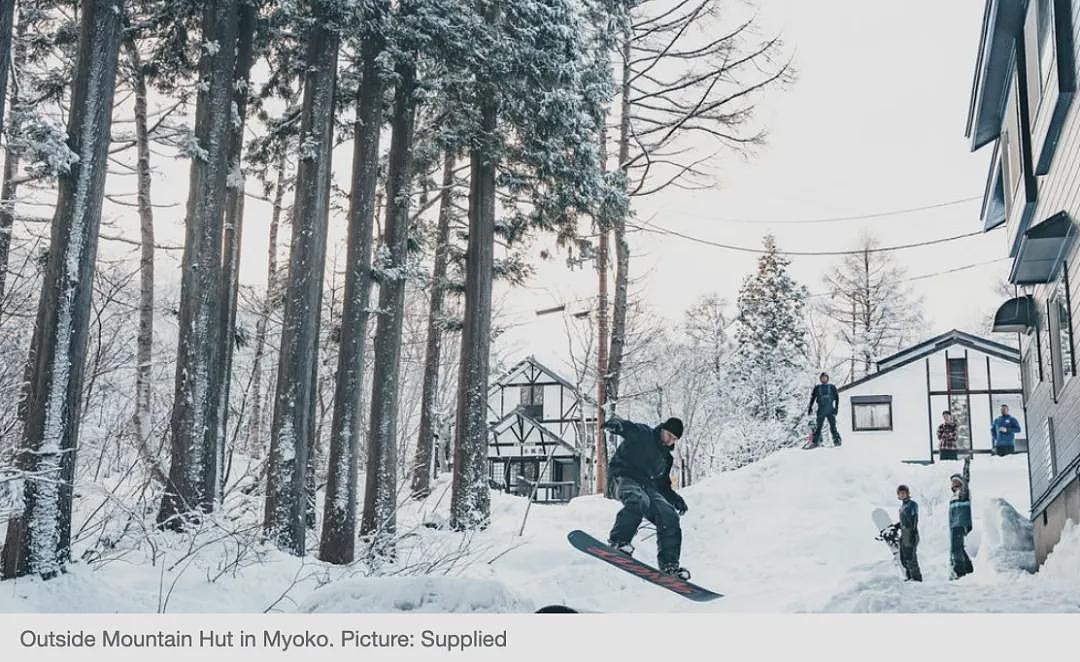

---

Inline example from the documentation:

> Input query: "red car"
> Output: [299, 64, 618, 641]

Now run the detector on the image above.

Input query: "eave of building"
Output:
[966, 0, 1029, 151]
[838, 330, 1020, 392]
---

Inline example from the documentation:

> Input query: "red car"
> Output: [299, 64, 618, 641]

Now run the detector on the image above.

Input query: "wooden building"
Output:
[486, 357, 595, 502]
[966, 0, 1080, 564]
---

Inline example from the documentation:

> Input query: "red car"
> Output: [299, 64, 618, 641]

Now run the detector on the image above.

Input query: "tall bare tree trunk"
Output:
[1, 0, 124, 580]
[123, 39, 166, 484]
[606, 32, 632, 415]
[0, 0, 14, 138]
[216, 2, 257, 496]
[264, 3, 339, 555]
[361, 61, 417, 551]
[450, 4, 498, 529]
[411, 150, 454, 499]
[248, 150, 288, 455]
[0, 6, 25, 310]
[157, 0, 240, 529]
[319, 33, 386, 565]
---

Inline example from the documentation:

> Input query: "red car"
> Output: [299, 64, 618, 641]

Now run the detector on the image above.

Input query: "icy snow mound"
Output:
[299, 576, 533, 613]
[1038, 520, 1080, 584]
[979, 498, 1037, 573]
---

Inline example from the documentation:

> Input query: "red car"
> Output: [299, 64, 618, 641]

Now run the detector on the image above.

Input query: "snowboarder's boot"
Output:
[608, 540, 634, 556]
[661, 564, 691, 580]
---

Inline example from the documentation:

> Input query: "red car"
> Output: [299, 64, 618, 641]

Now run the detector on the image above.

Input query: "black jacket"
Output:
[604, 417, 686, 511]
[808, 383, 839, 416]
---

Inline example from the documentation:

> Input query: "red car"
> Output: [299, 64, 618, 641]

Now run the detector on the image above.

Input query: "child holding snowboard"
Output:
[896, 485, 922, 582]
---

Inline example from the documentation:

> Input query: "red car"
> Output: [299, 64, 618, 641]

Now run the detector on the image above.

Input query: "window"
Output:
[519, 384, 544, 419]
[1042, 418, 1056, 481]
[851, 396, 893, 432]
[1049, 265, 1075, 394]
[948, 358, 969, 391]
[1037, 0, 1055, 88]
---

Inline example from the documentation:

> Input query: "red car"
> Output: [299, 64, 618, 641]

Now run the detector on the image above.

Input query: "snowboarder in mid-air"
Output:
[807, 373, 841, 447]
[603, 416, 690, 580]
[949, 459, 974, 579]
[896, 485, 922, 581]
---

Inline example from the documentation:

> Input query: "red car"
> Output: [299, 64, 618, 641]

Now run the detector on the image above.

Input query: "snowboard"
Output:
[567, 530, 722, 602]
[872, 508, 903, 576]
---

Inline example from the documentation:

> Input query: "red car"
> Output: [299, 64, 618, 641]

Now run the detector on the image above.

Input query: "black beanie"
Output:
[660, 417, 684, 439]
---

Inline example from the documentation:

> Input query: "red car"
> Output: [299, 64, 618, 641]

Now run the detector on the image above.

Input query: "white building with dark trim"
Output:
[965, 0, 1080, 564]
[838, 331, 1026, 463]
[485, 357, 595, 502]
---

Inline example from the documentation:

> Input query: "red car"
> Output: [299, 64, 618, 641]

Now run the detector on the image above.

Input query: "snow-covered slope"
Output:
[2, 443, 1079, 613]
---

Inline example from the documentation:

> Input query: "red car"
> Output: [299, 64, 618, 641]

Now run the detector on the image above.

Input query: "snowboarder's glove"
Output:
[601, 417, 624, 434]
[674, 497, 688, 515]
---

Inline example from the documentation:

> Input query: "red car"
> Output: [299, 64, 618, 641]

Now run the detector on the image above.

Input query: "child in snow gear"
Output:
[938, 410, 960, 461]
[991, 404, 1021, 456]
[604, 416, 690, 580]
[896, 485, 922, 582]
[808, 373, 841, 446]
[949, 459, 974, 579]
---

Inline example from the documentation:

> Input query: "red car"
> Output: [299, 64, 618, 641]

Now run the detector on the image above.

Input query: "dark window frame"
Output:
[1048, 264, 1076, 394]
[850, 396, 894, 432]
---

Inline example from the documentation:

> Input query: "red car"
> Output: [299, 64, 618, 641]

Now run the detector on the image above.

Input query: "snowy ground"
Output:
[2, 443, 1079, 613]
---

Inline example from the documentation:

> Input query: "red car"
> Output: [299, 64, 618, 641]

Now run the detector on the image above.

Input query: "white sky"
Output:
[494, 0, 1008, 369]
[84, 0, 1004, 376]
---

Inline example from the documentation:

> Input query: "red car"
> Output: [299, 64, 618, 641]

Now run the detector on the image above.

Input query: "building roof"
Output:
[966, 0, 1028, 151]
[488, 407, 581, 458]
[488, 355, 594, 405]
[839, 329, 1021, 392]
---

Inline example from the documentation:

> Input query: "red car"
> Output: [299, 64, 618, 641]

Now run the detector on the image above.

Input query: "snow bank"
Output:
[978, 498, 1037, 574]
[1038, 520, 1080, 584]
[299, 576, 532, 613]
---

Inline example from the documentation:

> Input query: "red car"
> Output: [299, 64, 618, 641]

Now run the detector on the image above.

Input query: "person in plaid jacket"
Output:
[937, 410, 960, 461]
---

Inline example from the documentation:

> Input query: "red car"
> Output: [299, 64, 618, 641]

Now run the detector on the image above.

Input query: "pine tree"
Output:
[319, 1, 389, 565]
[1, 0, 125, 579]
[264, 0, 340, 555]
[730, 235, 808, 423]
[158, 0, 240, 529]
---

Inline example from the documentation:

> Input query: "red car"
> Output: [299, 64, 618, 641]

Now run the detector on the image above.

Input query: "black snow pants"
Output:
[813, 412, 841, 445]
[609, 478, 682, 567]
[950, 527, 974, 579]
[899, 540, 922, 582]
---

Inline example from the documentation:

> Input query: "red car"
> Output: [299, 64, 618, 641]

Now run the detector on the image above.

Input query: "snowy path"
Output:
[2, 445, 1078, 613]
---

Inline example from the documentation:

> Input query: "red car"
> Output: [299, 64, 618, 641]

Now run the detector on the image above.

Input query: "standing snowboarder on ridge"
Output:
[603, 415, 690, 580]
[948, 459, 974, 579]
[807, 372, 841, 447]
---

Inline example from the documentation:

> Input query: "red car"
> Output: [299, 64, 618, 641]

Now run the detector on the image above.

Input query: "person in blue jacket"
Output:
[991, 404, 1022, 456]
[948, 459, 974, 579]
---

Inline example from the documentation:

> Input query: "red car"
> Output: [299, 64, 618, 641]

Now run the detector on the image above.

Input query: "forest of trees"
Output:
[0, 0, 804, 581]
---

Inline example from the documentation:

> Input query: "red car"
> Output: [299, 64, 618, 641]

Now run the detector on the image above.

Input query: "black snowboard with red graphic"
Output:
[567, 530, 722, 602]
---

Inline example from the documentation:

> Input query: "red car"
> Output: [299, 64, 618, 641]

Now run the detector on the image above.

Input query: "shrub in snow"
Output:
[299, 576, 533, 613]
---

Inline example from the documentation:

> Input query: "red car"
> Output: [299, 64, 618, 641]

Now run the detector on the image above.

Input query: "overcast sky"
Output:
[85, 0, 1003, 378]
[494, 0, 1007, 371]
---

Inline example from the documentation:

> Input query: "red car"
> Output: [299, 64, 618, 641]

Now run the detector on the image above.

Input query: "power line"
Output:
[807, 258, 1010, 299]
[628, 219, 1001, 256]
[679, 195, 983, 225]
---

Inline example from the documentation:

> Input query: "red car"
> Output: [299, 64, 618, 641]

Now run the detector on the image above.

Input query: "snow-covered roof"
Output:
[840, 329, 1020, 392]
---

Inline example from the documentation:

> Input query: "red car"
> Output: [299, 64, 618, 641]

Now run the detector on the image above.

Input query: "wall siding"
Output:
[1015, 1, 1080, 523]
